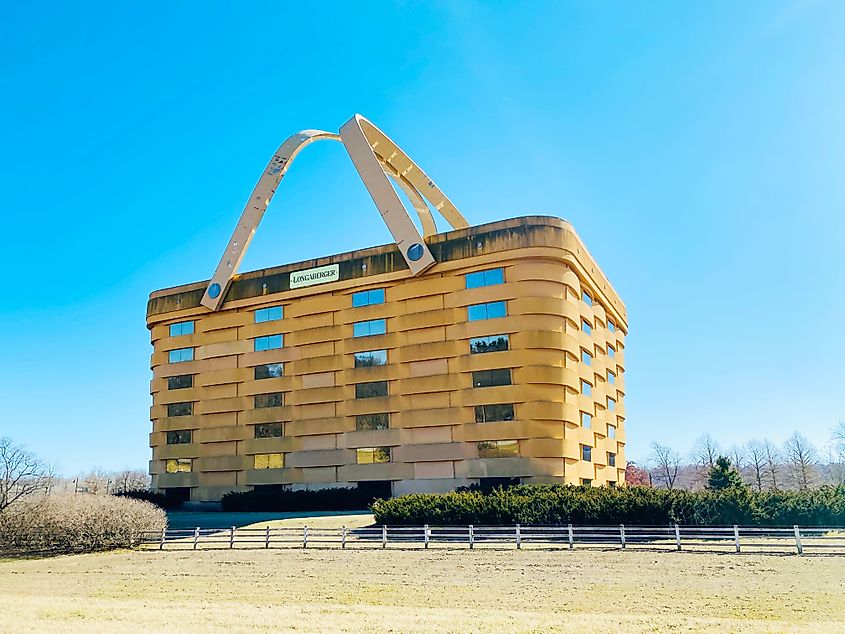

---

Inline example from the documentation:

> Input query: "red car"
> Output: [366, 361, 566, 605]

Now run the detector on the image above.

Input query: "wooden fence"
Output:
[138, 524, 845, 555]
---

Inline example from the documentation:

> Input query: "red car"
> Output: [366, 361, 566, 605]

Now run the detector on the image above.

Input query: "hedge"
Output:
[221, 486, 378, 512]
[371, 484, 845, 526]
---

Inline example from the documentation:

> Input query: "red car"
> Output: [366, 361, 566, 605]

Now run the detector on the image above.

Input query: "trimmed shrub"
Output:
[371, 484, 845, 526]
[114, 489, 171, 509]
[221, 486, 379, 512]
[0, 494, 167, 556]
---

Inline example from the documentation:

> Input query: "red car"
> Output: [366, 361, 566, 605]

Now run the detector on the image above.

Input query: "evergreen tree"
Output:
[706, 456, 745, 490]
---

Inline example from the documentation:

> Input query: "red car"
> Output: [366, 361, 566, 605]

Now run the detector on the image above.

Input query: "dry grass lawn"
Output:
[0, 514, 843, 633]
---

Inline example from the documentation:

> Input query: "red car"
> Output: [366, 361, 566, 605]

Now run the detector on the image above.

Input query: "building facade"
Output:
[147, 216, 627, 503]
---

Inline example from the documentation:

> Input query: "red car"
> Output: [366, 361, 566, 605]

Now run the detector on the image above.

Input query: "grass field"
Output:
[1, 514, 843, 633]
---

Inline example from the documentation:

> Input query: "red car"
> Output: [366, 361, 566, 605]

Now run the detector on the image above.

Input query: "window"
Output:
[607, 397, 616, 411]
[581, 445, 592, 462]
[607, 371, 615, 385]
[581, 350, 592, 366]
[168, 347, 194, 363]
[581, 478, 592, 486]
[354, 350, 387, 367]
[356, 413, 389, 431]
[581, 320, 592, 335]
[582, 291, 593, 306]
[608, 481, 617, 488]
[477, 440, 519, 459]
[167, 374, 193, 390]
[472, 369, 512, 388]
[254, 423, 283, 438]
[353, 319, 386, 337]
[254, 335, 283, 351]
[355, 381, 388, 399]
[255, 392, 284, 408]
[254, 306, 283, 323]
[465, 268, 504, 288]
[608, 452, 616, 467]
[356, 447, 391, 464]
[169, 321, 194, 337]
[580, 412, 592, 429]
[608, 344, 616, 358]
[254, 453, 284, 469]
[474, 404, 515, 423]
[254, 363, 284, 380]
[607, 424, 617, 439]
[352, 288, 385, 307]
[608, 319, 616, 332]
[467, 301, 507, 321]
[469, 334, 509, 354]
[166, 430, 192, 445]
[167, 402, 192, 417]
[165, 458, 192, 473]
[580, 380, 592, 396]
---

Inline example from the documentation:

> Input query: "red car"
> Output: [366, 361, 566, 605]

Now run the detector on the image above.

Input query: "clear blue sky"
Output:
[1, 2, 843, 474]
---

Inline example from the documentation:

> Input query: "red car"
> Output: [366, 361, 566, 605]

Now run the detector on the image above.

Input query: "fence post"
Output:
[265, 525, 270, 549]
[424, 524, 430, 549]
[303, 526, 308, 549]
[159, 527, 166, 551]
[469, 525, 474, 549]
[342, 526, 347, 549]
[620, 524, 626, 549]
[516, 524, 521, 549]
[733, 525, 741, 553]
[382, 524, 387, 549]
[193, 527, 200, 550]
[229, 526, 235, 549]
[568, 524, 574, 550]
[793, 525, 803, 556]
[674, 523, 681, 551]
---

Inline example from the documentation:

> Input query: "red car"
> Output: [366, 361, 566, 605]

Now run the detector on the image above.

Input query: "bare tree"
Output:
[0, 437, 53, 512]
[745, 440, 767, 492]
[81, 468, 111, 495]
[783, 431, 818, 490]
[649, 442, 681, 489]
[689, 433, 720, 488]
[112, 469, 150, 494]
[763, 438, 781, 490]
[728, 445, 746, 477]
[826, 422, 845, 486]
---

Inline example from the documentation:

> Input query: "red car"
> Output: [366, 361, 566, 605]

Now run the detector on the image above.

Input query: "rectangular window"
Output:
[165, 458, 192, 473]
[469, 334, 509, 354]
[607, 397, 616, 411]
[581, 320, 592, 335]
[167, 374, 193, 390]
[254, 363, 284, 380]
[608, 319, 616, 332]
[581, 478, 592, 486]
[356, 413, 389, 431]
[355, 381, 388, 399]
[254, 423, 283, 438]
[465, 268, 504, 289]
[354, 350, 387, 367]
[254, 306, 283, 323]
[581, 349, 592, 366]
[352, 288, 385, 307]
[608, 345, 616, 358]
[607, 371, 615, 385]
[472, 369, 512, 388]
[254, 453, 284, 469]
[353, 319, 386, 337]
[467, 301, 507, 321]
[168, 348, 194, 363]
[254, 392, 284, 409]
[582, 291, 593, 306]
[167, 402, 192, 417]
[581, 445, 592, 462]
[356, 447, 391, 464]
[477, 439, 519, 459]
[580, 380, 592, 396]
[254, 335, 283, 351]
[166, 430, 192, 445]
[474, 403, 515, 423]
[580, 412, 592, 429]
[608, 452, 616, 467]
[169, 321, 194, 337]
[607, 424, 617, 439]
[608, 480, 617, 488]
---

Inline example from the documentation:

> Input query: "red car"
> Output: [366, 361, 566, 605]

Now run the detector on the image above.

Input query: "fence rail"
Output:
[137, 524, 845, 555]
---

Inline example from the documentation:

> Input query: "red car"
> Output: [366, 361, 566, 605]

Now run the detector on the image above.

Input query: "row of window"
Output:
[579, 413, 618, 438]
[581, 291, 618, 332]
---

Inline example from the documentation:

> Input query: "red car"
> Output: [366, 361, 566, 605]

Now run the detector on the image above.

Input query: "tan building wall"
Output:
[146, 216, 628, 502]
